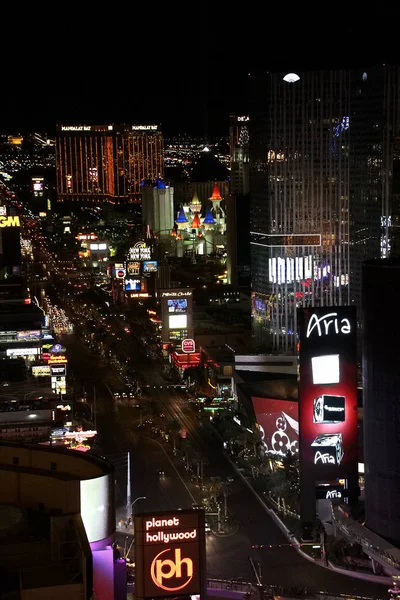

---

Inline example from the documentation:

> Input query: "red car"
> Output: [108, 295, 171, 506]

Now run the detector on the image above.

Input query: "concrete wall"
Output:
[0, 444, 105, 479]
[0, 470, 80, 514]
[21, 583, 85, 600]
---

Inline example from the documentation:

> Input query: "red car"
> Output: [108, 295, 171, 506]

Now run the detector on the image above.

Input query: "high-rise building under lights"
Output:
[250, 67, 400, 352]
[56, 124, 163, 203]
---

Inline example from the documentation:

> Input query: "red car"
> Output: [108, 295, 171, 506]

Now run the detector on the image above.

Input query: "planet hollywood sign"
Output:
[134, 509, 205, 600]
[145, 516, 197, 544]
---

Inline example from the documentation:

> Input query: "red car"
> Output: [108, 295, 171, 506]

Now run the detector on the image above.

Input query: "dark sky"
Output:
[2, 11, 400, 137]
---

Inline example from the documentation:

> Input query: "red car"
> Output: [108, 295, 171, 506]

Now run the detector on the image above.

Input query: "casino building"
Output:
[56, 124, 164, 204]
[0, 441, 123, 600]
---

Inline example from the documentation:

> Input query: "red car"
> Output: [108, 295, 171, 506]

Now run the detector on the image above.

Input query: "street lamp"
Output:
[128, 496, 146, 519]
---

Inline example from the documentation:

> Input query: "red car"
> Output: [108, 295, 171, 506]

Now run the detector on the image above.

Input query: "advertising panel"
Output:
[134, 509, 206, 600]
[115, 267, 126, 279]
[298, 306, 358, 527]
[32, 365, 51, 377]
[168, 299, 187, 313]
[17, 330, 41, 341]
[251, 398, 299, 457]
[169, 315, 187, 330]
[50, 364, 67, 377]
[125, 278, 141, 292]
[127, 261, 141, 276]
[182, 339, 195, 353]
[6, 347, 39, 357]
[143, 260, 158, 273]
[80, 473, 115, 543]
[128, 242, 151, 261]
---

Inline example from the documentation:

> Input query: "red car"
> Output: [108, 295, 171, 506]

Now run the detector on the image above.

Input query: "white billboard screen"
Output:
[168, 314, 187, 329]
[80, 473, 114, 543]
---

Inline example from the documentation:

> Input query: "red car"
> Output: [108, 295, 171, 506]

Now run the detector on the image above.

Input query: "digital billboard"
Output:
[143, 260, 158, 273]
[251, 398, 298, 457]
[80, 473, 115, 544]
[134, 509, 206, 600]
[169, 314, 187, 330]
[168, 299, 187, 313]
[127, 261, 141, 276]
[298, 306, 358, 529]
[125, 278, 141, 292]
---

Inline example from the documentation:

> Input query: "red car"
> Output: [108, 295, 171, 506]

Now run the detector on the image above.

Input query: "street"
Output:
[64, 332, 387, 598]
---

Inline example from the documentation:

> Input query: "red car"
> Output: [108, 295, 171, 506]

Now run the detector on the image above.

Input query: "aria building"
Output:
[56, 124, 163, 204]
[250, 67, 400, 353]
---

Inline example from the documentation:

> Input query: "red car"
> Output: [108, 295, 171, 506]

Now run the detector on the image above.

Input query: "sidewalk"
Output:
[223, 449, 392, 585]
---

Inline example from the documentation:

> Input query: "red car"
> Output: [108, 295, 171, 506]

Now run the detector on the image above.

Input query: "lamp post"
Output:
[128, 496, 146, 519]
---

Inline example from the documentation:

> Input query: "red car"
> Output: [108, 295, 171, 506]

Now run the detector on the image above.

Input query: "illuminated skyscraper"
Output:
[229, 115, 250, 196]
[56, 124, 163, 203]
[250, 67, 400, 353]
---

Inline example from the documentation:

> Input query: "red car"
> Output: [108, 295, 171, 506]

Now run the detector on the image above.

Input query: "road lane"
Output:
[63, 331, 386, 597]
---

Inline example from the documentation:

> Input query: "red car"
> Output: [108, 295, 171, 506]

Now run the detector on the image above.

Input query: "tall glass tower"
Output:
[250, 67, 400, 353]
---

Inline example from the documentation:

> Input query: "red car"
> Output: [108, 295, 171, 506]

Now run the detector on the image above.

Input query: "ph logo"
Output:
[150, 548, 193, 591]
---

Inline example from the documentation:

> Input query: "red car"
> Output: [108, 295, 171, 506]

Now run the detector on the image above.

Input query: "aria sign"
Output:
[306, 312, 351, 338]
[134, 509, 205, 600]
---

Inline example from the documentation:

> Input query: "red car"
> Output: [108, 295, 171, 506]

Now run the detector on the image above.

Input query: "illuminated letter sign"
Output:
[162, 291, 192, 298]
[298, 306, 358, 531]
[306, 312, 351, 338]
[182, 339, 195, 353]
[151, 548, 193, 591]
[326, 489, 342, 499]
[134, 509, 205, 600]
[0, 216, 20, 228]
[61, 125, 91, 131]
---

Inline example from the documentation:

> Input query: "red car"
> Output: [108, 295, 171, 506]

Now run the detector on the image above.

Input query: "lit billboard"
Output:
[80, 473, 115, 544]
[125, 278, 141, 292]
[298, 306, 358, 529]
[252, 398, 299, 457]
[134, 509, 206, 600]
[143, 260, 158, 273]
[160, 288, 193, 346]
[127, 261, 141, 276]
[168, 299, 187, 313]
[169, 314, 187, 330]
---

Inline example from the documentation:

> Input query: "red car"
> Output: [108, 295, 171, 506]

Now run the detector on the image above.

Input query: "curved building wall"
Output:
[362, 259, 400, 544]
[0, 442, 115, 544]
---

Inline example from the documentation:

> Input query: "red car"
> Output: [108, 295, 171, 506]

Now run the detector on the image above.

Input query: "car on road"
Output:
[157, 469, 165, 476]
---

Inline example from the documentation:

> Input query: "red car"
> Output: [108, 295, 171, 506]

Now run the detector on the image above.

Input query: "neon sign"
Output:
[132, 125, 158, 131]
[162, 291, 192, 297]
[61, 125, 91, 131]
[306, 312, 351, 338]
[326, 489, 342, 499]
[314, 451, 335, 465]
[134, 509, 205, 600]
[151, 548, 193, 592]
[0, 216, 20, 228]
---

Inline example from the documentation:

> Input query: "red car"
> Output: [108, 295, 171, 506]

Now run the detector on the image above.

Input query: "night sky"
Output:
[2, 13, 400, 137]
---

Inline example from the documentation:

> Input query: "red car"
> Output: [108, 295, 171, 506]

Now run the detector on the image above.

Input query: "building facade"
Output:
[56, 124, 163, 204]
[362, 259, 400, 546]
[250, 67, 400, 353]
[141, 180, 174, 239]
[229, 115, 250, 196]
